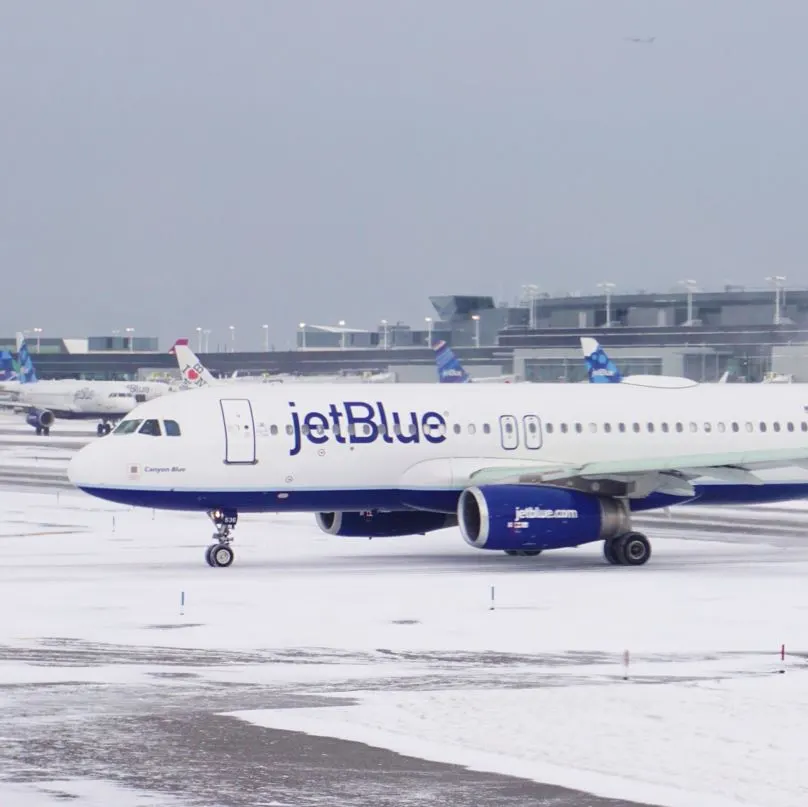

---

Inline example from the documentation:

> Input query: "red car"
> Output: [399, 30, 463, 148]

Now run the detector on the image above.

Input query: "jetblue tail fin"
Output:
[15, 333, 38, 384]
[433, 340, 471, 383]
[171, 339, 219, 387]
[580, 337, 623, 383]
[0, 350, 16, 382]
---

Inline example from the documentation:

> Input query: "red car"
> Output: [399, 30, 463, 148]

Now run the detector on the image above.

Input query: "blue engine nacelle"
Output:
[26, 408, 55, 431]
[457, 485, 631, 551]
[316, 510, 457, 538]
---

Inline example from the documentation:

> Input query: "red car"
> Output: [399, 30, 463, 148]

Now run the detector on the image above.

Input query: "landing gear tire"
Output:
[619, 532, 652, 566]
[208, 543, 234, 568]
[205, 509, 238, 567]
[603, 539, 621, 565]
[605, 532, 651, 566]
[504, 549, 543, 557]
[97, 423, 104, 436]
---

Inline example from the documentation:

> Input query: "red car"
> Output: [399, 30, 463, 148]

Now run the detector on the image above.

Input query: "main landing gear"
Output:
[205, 509, 238, 568]
[603, 532, 651, 566]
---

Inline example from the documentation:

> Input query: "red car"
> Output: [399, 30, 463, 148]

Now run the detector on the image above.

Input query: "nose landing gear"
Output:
[205, 509, 238, 567]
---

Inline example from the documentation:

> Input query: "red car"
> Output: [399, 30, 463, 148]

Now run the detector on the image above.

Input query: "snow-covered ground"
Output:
[1, 436, 807, 806]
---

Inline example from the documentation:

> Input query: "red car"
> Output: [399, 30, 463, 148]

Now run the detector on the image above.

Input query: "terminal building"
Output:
[5, 285, 808, 382]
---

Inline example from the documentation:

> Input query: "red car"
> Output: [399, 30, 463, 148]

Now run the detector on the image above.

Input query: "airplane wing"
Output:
[466, 445, 808, 497]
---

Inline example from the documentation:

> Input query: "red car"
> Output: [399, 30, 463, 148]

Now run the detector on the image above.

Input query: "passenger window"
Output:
[453, 423, 461, 435]
[139, 419, 161, 436]
[717, 422, 726, 433]
[689, 422, 698, 432]
[603, 422, 612, 433]
[588, 423, 597, 433]
[408, 423, 417, 435]
[164, 420, 181, 436]
[286, 424, 293, 435]
[270, 425, 278, 436]
[759, 422, 767, 433]
[731, 422, 739, 432]
[773, 422, 781, 433]
[801, 422, 808, 432]
[618, 422, 626, 433]
[483, 423, 491, 434]
[787, 422, 795, 432]
[545, 423, 554, 434]
[574, 422, 583, 434]
[301, 424, 310, 435]
[661, 423, 669, 433]
[745, 422, 753, 432]
[704, 423, 712, 433]
[632, 423, 640, 433]
[647, 423, 655, 433]
[528, 421, 538, 434]
[113, 419, 142, 434]
[561, 423, 569, 433]
[675, 422, 683, 432]
[468, 424, 476, 435]
[394, 423, 401, 436]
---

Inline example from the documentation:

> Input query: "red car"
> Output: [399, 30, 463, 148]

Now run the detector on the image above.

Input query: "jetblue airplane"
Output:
[67, 380, 808, 568]
[581, 337, 729, 386]
[0, 337, 180, 435]
[433, 341, 517, 383]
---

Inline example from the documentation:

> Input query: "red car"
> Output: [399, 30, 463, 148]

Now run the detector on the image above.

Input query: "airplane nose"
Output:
[68, 442, 98, 489]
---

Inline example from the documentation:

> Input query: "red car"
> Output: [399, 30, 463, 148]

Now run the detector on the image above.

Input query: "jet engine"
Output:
[26, 408, 55, 435]
[316, 510, 457, 538]
[457, 485, 631, 551]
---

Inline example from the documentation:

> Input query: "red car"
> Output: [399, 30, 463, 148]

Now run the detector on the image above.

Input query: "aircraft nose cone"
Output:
[68, 442, 97, 489]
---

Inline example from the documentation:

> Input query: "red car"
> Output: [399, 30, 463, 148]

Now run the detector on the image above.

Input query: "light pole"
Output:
[597, 282, 616, 327]
[125, 327, 135, 352]
[338, 320, 347, 349]
[196, 326, 203, 352]
[521, 284, 540, 329]
[203, 329, 211, 352]
[262, 324, 269, 351]
[766, 275, 786, 324]
[678, 279, 698, 325]
[380, 319, 389, 350]
[32, 327, 42, 352]
[471, 314, 481, 347]
[229, 325, 236, 352]
[425, 316, 433, 347]
[298, 322, 306, 349]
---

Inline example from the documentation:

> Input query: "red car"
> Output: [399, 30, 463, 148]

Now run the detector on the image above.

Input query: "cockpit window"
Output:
[139, 419, 162, 436]
[164, 420, 181, 436]
[113, 419, 142, 434]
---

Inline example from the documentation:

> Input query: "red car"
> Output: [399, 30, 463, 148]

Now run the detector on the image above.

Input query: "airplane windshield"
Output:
[113, 419, 142, 434]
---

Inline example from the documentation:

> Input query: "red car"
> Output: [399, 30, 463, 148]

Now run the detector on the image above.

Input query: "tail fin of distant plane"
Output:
[432, 340, 471, 383]
[15, 333, 38, 384]
[0, 350, 16, 382]
[718, 371, 729, 383]
[171, 339, 219, 387]
[580, 337, 623, 383]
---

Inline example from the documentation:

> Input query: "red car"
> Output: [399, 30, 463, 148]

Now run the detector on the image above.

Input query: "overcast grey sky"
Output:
[2, 1, 808, 349]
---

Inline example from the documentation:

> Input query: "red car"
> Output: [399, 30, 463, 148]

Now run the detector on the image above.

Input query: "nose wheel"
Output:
[205, 509, 238, 568]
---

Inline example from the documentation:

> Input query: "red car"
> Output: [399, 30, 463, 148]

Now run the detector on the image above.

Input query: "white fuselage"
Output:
[5, 379, 177, 418]
[68, 381, 808, 513]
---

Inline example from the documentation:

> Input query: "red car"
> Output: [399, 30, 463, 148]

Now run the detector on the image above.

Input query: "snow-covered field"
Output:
[0, 425, 807, 806]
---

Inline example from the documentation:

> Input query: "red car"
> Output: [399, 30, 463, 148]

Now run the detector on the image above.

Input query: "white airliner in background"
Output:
[68, 380, 808, 568]
[0, 336, 181, 435]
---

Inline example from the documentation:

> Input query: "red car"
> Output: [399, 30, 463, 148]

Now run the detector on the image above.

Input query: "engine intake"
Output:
[26, 408, 55, 431]
[316, 509, 457, 538]
[458, 485, 630, 551]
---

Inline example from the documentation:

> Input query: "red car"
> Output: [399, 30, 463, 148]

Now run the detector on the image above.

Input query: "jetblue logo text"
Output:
[289, 401, 447, 456]
[514, 506, 578, 520]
